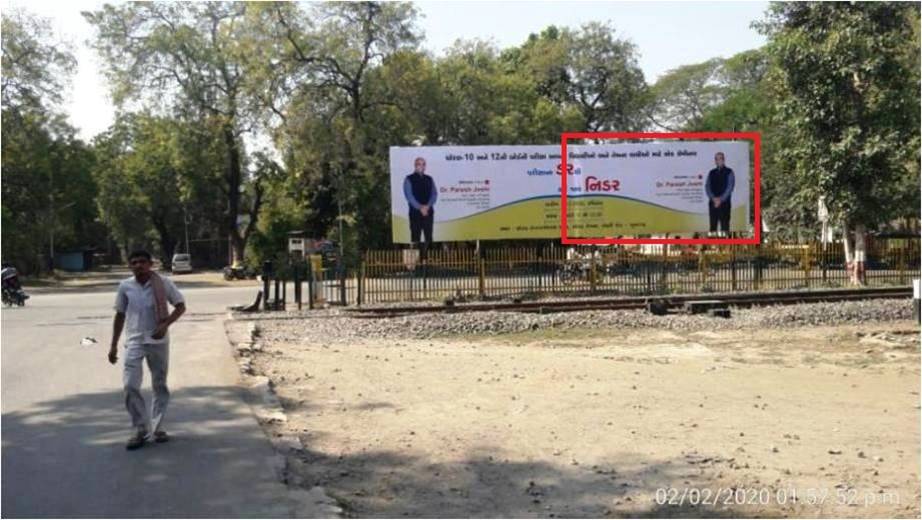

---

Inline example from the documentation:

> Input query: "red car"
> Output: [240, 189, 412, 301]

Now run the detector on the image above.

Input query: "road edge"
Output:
[223, 312, 344, 518]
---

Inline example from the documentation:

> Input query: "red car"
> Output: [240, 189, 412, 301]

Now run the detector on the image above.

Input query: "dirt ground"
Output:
[239, 318, 921, 518]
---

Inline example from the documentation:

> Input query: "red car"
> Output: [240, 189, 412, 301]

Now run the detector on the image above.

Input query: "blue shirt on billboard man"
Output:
[705, 152, 735, 233]
[403, 157, 437, 256]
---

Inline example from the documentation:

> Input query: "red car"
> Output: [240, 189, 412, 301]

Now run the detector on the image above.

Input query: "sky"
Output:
[3, 0, 769, 143]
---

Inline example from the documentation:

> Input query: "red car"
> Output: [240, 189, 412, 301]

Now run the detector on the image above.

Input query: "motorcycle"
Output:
[555, 249, 599, 285]
[1, 267, 29, 307]
[223, 262, 257, 281]
[556, 261, 586, 285]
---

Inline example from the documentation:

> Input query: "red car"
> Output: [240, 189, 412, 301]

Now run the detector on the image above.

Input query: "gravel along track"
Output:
[249, 298, 915, 344]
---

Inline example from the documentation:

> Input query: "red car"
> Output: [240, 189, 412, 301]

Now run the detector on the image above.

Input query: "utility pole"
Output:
[333, 162, 345, 260]
[48, 169, 55, 273]
[183, 206, 191, 254]
[338, 198, 344, 259]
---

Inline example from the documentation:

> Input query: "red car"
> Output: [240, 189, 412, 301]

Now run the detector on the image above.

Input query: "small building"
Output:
[54, 249, 97, 272]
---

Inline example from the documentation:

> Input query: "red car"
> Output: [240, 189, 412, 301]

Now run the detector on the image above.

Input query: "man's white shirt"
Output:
[114, 276, 185, 347]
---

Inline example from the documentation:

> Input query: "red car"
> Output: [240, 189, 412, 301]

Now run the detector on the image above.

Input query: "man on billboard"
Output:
[705, 151, 735, 233]
[403, 157, 437, 255]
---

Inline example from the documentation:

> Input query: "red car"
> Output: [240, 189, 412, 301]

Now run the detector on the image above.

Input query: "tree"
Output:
[565, 22, 647, 132]
[91, 121, 152, 260]
[516, 23, 647, 132]
[244, 152, 304, 266]
[693, 50, 770, 132]
[648, 58, 727, 131]
[246, 1, 422, 251]
[92, 114, 193, 269]
[1, 9, 76, 117]
[682, 50, 776, 238]
[2, 112, 99, 272]
[2, 10, 99, 274]
[758, 2, 921, 283]
[84, 2, 263, 264]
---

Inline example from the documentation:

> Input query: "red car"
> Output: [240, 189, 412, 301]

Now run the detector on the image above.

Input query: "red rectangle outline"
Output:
[560, 132, 761, 245]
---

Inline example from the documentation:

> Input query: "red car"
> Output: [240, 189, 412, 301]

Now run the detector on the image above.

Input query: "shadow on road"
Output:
[2, 385, 289, 518]
[2, 384, 779, 518]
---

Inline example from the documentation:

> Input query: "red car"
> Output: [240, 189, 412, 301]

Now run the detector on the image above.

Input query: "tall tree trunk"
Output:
[152, 219, 177, 271]
[230, 231, 246, 265]
[161, 238, 177, 272]
[853, 223, 867, 285]
[222, 124, 245, 264]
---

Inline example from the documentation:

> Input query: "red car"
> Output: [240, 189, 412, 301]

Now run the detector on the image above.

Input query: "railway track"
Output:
[346, 286, 913, 318]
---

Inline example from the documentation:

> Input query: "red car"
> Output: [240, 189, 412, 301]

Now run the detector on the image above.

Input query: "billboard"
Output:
[390, 141, 750, 243]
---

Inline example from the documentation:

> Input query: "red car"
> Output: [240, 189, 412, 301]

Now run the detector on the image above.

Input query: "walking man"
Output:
[108, 250, 186, 450]
[705, 151, 735, 234]
[403, 157, 437, 257]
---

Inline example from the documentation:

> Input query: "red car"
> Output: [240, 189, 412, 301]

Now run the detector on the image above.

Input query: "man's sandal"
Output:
[126, 431, 147, 451]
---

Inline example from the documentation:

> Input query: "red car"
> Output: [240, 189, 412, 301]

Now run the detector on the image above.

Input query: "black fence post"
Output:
[262, 260, 272, 311]
[307, 261, 315, 310]
[357, 260, 364, 306]
[409, 259, 415, 302]
[294, 262, 302, 310]
[422, 258, 429, 300]
[820, 243, 829, 285]
[731, 246, 738, 291]
[645, 261, 653, 294]
[338, 261, 347, 306]
[660, 244, 669, 294]
[478, 249, 486, 299]
[537, 245, 544, 293]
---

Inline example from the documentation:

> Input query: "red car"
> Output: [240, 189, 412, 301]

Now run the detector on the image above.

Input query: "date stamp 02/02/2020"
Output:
[652, 486, 900, 508]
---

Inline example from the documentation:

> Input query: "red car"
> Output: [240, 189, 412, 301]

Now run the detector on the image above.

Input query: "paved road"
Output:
[1, 280, 321, 518]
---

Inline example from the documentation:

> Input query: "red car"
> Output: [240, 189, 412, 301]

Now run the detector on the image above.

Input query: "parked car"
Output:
[172, 253, 193, 274]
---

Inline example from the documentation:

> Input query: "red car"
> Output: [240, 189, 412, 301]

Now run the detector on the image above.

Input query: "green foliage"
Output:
[1, 10, 76, 117]
[757, 2, 920, 229]
[84, 2, 260, 262]
[1, 10, 98, 273]
[91, 114, 229, 268]
[566, 22, 648, 132]
[4, 1, 919, 271]
[263, 15, 645, 253]
[243, 151, 316, 268]
[1, 111, 99, 272]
